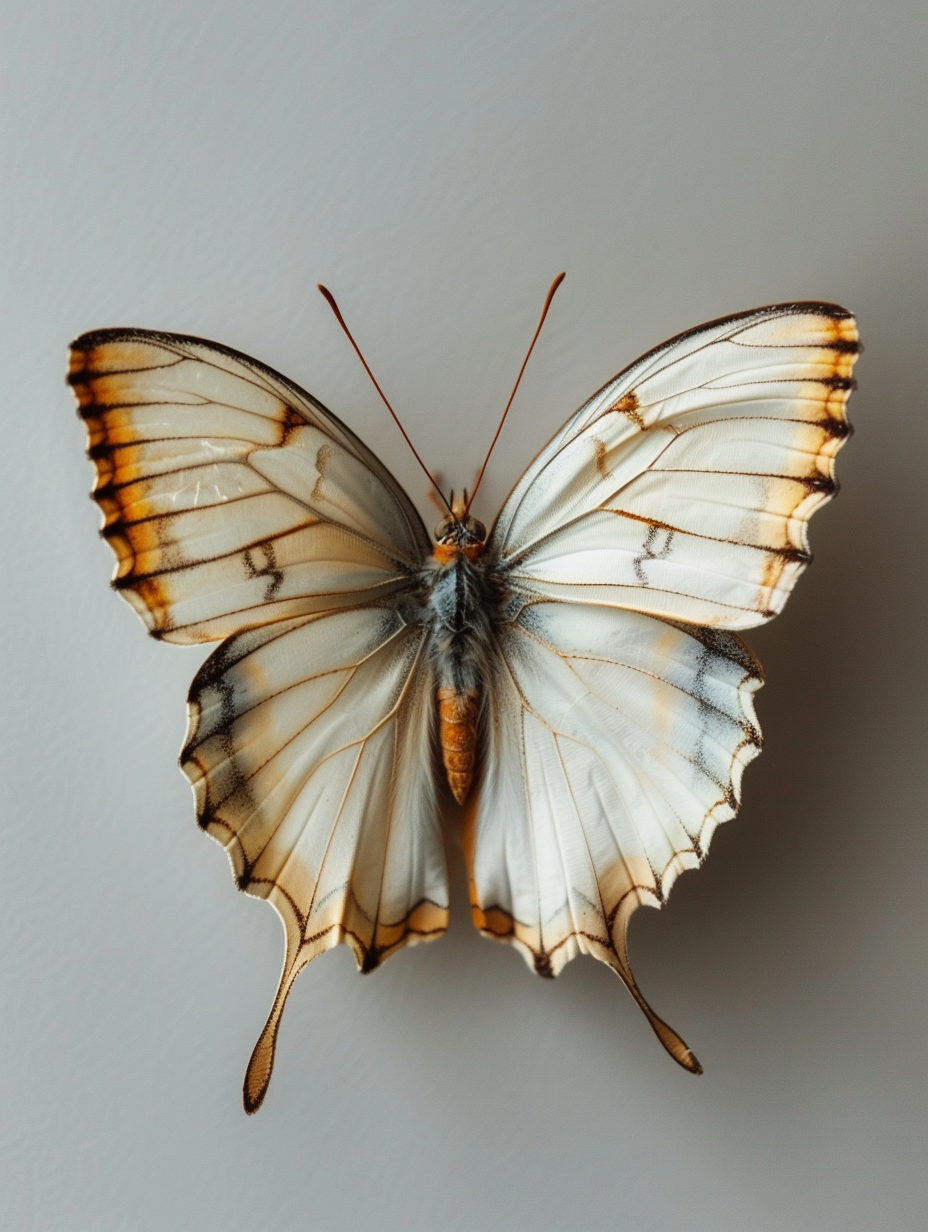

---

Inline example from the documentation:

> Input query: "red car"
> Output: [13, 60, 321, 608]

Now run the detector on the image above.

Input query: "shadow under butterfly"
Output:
[69, 275, 859, 1111]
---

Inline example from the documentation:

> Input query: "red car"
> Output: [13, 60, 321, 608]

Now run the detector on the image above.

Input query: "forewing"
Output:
[491, 303, 859, 628]
[465, 598, 763, 1069]
[69, 329, 431, 642]
[182, 602, 446, 1112]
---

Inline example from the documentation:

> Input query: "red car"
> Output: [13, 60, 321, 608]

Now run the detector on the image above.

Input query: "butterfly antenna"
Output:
[426, 475, 450, 517]
[317, 284, 453, 516]
[463, 271, 566, 517]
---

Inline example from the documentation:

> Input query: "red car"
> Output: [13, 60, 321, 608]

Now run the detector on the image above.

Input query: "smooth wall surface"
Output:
[2, 3, 926, 1229]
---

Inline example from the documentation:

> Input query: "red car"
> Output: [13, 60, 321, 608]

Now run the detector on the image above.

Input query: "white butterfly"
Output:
[70, 286, 858, 1111]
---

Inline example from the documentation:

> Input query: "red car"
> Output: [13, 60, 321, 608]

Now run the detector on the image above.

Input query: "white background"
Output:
[3, 2, 927, 1229]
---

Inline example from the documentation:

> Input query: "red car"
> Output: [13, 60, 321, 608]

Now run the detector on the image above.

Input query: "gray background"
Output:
[2, 2, 927, 1229]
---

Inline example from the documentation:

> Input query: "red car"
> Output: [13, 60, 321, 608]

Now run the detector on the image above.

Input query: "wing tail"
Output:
[243, 940, 309, 1114]
[605, 905, 703, 1074]
[623, 977, 703, 1075]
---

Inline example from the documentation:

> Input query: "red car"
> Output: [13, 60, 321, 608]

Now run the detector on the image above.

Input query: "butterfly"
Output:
[69, 281, 859, 1111]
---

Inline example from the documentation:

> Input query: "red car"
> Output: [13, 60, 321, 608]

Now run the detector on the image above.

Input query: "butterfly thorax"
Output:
[427, 513, 496, 804]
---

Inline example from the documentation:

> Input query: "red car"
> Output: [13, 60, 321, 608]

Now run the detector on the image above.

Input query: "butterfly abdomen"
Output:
[437, 686, 479, 804]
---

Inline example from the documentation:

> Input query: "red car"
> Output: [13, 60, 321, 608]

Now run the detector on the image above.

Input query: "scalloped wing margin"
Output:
[464, 598, 764, 1071]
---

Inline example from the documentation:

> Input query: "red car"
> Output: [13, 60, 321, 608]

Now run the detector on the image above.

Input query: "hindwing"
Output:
[466, 302, 858, 1064]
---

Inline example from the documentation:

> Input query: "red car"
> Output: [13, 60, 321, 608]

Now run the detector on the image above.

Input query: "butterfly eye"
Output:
[469, 519, 487, 542]
[433, 517, 455, 541]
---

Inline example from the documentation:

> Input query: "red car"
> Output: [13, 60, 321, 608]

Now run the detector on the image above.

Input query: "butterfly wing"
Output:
[70, 330, 446, 1110]
[69, 328, 431, 641]
[493, 302, 858, 628]
[468, 303, 859, 1065]
[183, 603, 445, 1112]
[466, 601, 762, 1069]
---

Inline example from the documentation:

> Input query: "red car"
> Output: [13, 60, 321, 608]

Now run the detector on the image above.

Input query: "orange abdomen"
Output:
[437, 687, 479, 805]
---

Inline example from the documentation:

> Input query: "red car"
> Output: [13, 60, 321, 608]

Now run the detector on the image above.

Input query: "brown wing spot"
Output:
[825, 337, 862, 355]
[533, 951, 555, 979]
[632, 523, 675, 587]
[67, 352, 90, 383]
[243, 541, 284, 601]
[803, 474, 838, 496]
[67, 346, 105, 392]
[819, 417, 853, 440]
[825, 314, 861, 353]
[311, 443, 334, 503]
[278, 405, 305, 447]
[818, 375, 856, 392]
[774, 544, 811, 565]
[592, 437, 610, 481]
[610, 390, 644, 429]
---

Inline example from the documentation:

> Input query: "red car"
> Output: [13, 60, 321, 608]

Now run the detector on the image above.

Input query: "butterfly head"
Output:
[433, 491, 487, 561]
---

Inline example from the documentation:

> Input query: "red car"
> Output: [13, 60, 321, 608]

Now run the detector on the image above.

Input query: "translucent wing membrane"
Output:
[491, 303, 859, 629]
[182, 604, 447, 1112]
[466, 598, 763, 1068]
[70, 329, 431, 642]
